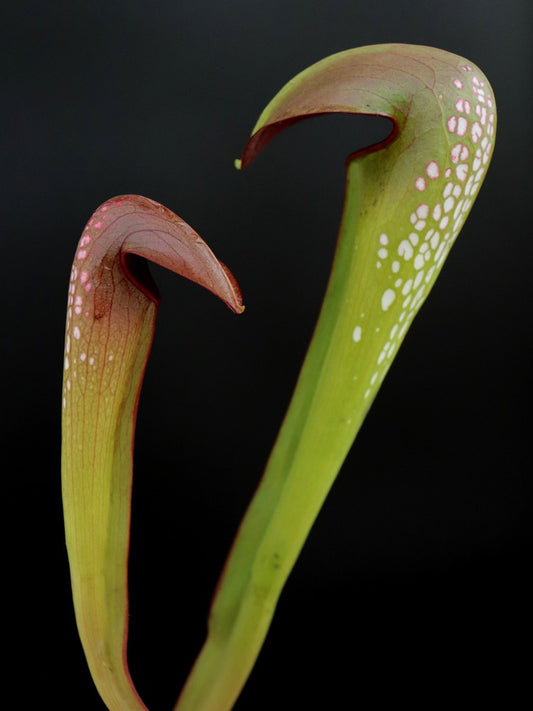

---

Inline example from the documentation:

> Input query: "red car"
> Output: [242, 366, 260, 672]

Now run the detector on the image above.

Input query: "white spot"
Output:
[432, 204, 442, 221]
[425, 266, 436, 283]
[447, 116, 458, 133]
[471, 121, 483, 143]
[457, 117, 468, 137]
[391, 260, 400, 273]
[416, 204, 429, 219]
[64, 356, 69, 371]
[80, 352, 87, 362]
[381, 289, 396, 311]
[454, 199, 465, 220]
[464, 175, 475, 196]
[430, 232, 440, 250]
[452, 184, 462, 198]
[444, 196, 455, 213]
[453, 78, 464, 89]
[73, 326, 81, 340]
[414, 254, 425, 270]
[439, 216, 450, 230]
[379, 233, 389, 245]
[456, 164, 468, 182]
[415, 177, 426, 191]
[352, 326, 362, 343]
[409, 233, 419, 246]
[402, 279, 413, 295]
[378, 247, 388, 259]
[89, 357, 95, 365]
[398, 240, 414, 260]
[426, 161, 440, 179]
[450, 144, 462, 164]
[414, 220, 426, 231]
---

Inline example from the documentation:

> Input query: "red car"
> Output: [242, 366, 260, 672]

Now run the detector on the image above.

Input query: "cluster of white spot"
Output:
[62, 200, 127, 409]
[351, 64, 495, 401]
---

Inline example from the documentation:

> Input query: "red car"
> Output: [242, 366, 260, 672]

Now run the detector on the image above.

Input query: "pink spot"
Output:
[464, 100, 471, 114]
[75, 295, 83, 306]
[456, 164, 468, 182]
[460, 145, 470, 161]
[472, 76, 480, 86]
[80, 270, 89, 284]
[80, 235, 91, 247]
[75, 306, 82, 315]
[94, 221, 103, 229]
[444, 167, 452, 178]
[84, 282, 93, 292]
[426, 161, 440, 179]
[456, 98, 465, 112]
[447, 116, 458, 133]
[457, 117, 468, 137]
[77, 249, 87, 260]
[453, 78, 464, 89]
[415, 177, 426, 191]
[462, 65, 473, 72]
[101, 206, 108, 212]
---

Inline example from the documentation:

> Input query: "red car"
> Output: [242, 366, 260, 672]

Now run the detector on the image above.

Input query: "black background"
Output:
[3, 1, 531, 709]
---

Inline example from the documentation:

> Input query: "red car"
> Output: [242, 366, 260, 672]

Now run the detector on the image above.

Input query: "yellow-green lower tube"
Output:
[174, 158, 408, 711]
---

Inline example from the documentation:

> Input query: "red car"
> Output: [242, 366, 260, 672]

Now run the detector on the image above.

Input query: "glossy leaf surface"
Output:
[61, 194, 243, 711]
